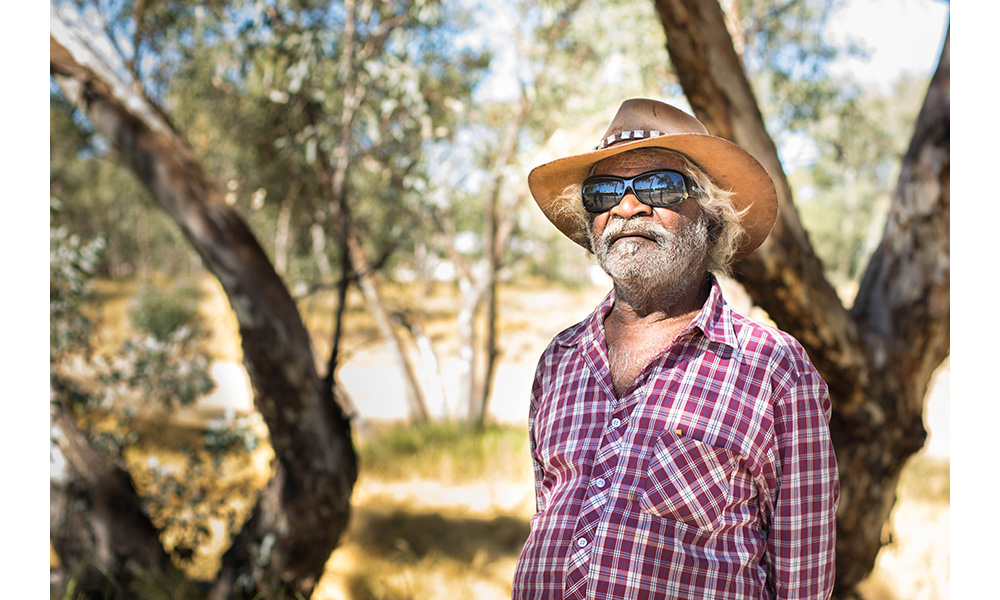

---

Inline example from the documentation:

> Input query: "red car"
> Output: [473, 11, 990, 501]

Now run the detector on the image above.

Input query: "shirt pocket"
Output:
[638, 431, 737, 531]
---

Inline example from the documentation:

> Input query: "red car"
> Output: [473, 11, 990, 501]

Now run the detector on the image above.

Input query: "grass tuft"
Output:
[356, 422, 530, 483]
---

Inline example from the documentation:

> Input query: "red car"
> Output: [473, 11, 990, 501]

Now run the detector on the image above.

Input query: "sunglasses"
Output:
[581, 169, 699, 213]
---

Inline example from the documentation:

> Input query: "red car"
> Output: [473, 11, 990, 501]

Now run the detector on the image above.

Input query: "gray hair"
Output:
[556, 147, 748, 275]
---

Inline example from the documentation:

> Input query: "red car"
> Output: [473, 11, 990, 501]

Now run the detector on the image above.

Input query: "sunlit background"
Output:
[39, 0, 954, 598]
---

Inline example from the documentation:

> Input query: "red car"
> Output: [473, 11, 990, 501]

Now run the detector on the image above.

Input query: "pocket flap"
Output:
[639, 432, 736, 530]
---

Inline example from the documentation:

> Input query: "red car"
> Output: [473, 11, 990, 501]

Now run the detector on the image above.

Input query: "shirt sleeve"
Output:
[768, 365, 840, 599]
[527, 353, 548, 514]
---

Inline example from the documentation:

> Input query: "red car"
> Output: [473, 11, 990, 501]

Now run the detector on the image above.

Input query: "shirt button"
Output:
[595, 478, 606, 488]
[576, 538, 587, 548]
[611, 418, 621, 428]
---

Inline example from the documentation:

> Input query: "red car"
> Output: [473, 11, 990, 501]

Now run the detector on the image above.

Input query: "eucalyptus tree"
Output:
[651, 0, 949, 596]
[210, 0, 492, 423]
[49, 0, 486, 594]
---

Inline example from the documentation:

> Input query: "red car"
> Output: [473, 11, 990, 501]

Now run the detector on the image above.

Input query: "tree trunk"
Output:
[50, 377, 181, 598]
[651, 1, 949, 595]
[274, 189, 294, 276]
[51, 8, 358, 598]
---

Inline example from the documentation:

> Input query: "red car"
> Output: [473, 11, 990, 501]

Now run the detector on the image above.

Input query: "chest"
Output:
[534, 338, 777, 473]
[606, 325, 684, 397]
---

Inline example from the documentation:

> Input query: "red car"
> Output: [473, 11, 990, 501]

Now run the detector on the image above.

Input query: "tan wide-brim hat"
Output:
[528, 98, 778, 260]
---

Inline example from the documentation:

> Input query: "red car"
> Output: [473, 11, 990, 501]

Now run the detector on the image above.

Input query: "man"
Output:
[512, 98, 839, 600]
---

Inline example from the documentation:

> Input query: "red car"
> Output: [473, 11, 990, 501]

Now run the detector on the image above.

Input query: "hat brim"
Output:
[528, 133, 778, 261]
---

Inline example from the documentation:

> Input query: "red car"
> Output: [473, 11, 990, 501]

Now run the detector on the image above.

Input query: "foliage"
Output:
[128, 413, 268, 572]
[50, 201, 105, 358]
[89, 281, 216, 411]
[793, 74, 929, 286]
[736, 0, 863, 131]
[129, 283, 204, 342]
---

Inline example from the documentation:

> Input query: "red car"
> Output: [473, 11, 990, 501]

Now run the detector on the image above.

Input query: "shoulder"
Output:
[727, 308, 820, 381]
[726, 309, 830, 420]
[535, 318, 588, 371]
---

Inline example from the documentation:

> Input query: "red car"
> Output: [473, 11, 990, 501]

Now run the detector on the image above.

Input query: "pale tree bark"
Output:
[450, 106, 526, 425]
[50, 7, 357, 599]
[273, 186, 295, 275]
[651, 1, 949, 596]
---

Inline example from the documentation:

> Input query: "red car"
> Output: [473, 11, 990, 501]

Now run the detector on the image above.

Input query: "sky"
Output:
[826, 0, 949, 91]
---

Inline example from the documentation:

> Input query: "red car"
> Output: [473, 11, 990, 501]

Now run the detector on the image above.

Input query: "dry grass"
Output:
[314, 424, 535, 600]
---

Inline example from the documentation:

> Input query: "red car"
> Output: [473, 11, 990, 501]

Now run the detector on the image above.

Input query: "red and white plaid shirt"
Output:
[512, 277, 839, 599]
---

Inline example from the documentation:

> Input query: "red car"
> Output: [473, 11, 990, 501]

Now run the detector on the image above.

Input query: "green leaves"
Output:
[49, 211, 105, 358]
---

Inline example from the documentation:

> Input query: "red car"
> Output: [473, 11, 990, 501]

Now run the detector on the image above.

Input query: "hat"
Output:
[528, 98, 777, 260]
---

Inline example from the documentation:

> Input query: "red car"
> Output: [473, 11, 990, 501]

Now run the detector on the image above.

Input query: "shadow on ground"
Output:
[349, 506, 531, 564]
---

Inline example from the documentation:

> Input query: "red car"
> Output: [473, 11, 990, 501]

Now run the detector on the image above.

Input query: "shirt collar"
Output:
[690, 275, 739, 349]
[558, 274, 739, 350]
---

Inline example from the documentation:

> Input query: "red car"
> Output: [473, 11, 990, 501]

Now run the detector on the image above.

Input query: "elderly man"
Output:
[512, 99, 839, 600]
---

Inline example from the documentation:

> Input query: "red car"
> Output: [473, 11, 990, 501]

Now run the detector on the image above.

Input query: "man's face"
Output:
[588, 150, 709, 291]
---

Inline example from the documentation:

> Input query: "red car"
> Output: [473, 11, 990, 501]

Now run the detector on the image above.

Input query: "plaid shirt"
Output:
[512, 277, 838, 600]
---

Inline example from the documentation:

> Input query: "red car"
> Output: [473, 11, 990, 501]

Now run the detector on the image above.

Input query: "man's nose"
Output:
[608, 188, 652, 219]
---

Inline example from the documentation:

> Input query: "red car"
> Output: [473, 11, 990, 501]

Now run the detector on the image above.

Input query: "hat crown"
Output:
[597, 98, 709, 150]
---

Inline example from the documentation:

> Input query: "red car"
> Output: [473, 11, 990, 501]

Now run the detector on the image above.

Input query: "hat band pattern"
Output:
[595, 129, 664, 150]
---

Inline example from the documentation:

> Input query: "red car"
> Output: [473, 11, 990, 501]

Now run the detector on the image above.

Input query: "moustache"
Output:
[597, 219, 673, 253]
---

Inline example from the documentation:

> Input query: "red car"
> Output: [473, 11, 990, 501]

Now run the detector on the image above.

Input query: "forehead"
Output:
[592, 148, 688, 177]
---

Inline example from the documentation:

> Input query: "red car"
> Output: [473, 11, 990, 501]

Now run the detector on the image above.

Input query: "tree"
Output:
[426, 0, 679, 425]
[651, 0, 949, 595]
[50, 4, 358, 597]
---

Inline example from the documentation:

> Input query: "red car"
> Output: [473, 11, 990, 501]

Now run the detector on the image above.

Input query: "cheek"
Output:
[590, 213, 608, 241]
[653, 205, 697, 229]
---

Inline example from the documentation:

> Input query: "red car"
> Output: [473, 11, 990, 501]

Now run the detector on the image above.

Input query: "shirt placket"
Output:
[562, 340, 638, 600]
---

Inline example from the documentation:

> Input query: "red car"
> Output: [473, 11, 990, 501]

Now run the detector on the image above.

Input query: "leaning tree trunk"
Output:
[652, 0, 950, 596]
[50, 8, 358, 599]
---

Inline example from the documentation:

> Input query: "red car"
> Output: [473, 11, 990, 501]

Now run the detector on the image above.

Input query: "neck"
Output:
[610, 270, 710, 321]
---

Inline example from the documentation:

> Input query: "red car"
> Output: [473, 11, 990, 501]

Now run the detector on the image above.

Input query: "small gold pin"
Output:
[675, 428, 683, 436]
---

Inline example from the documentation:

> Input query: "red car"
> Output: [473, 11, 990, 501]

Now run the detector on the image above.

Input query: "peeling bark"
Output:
[652, 1, 949, 595]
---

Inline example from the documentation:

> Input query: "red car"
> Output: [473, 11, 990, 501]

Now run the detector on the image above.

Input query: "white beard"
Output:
[591, 213, 709, 309]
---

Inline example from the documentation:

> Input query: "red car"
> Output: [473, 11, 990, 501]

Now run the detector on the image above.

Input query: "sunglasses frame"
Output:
[581, 169, 700, 214]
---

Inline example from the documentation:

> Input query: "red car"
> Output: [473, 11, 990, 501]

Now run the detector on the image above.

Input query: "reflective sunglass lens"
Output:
[582, 179, 624, 212]
[634, 171, 686, 206]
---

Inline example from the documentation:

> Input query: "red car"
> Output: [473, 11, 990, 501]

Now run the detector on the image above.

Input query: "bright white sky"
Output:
[826, 0, 949, 92]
